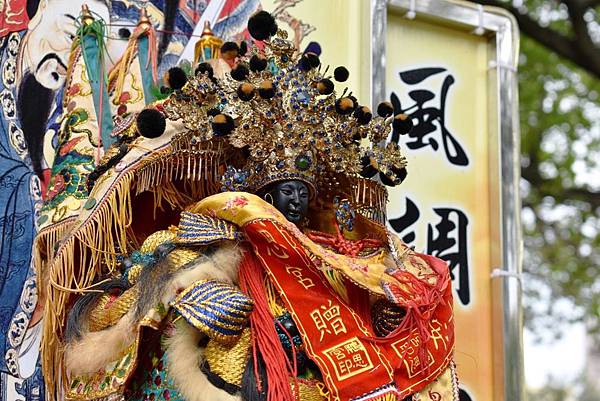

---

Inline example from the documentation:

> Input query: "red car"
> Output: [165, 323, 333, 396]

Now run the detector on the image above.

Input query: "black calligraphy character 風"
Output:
[390, 67, 469, 166]
[426, 208, 470, 305]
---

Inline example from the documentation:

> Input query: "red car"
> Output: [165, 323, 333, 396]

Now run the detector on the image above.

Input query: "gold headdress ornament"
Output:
[140, 10, 413, 219]
[194, 21, 224, 64]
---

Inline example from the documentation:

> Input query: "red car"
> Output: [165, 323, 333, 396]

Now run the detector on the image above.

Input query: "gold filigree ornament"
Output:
[145, 10, 413, 218]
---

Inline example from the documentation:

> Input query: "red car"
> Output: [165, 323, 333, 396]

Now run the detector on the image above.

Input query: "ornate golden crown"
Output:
[140, 10, 412, 221]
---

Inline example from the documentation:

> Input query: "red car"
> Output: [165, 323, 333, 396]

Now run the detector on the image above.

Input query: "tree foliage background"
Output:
[470, 0, 600, 337]
[472, 0, 600, 394]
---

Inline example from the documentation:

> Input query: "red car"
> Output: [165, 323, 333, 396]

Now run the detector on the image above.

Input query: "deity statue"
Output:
[38, 10, 459, 401]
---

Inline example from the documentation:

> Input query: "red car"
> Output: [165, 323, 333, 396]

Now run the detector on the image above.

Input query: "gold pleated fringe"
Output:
[42, 169, 135, 401]
[352, 177, 388, 225]
[41, 147, 226, 401]
[33, 218, 76, 297]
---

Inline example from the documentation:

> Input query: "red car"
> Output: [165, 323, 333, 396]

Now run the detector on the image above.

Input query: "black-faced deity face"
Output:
[270, 180, 310, 224]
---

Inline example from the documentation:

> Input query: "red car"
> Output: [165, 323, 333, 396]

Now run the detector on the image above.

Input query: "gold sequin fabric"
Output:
[292, 379, 329, 401]
[89, 228, 199, 331]
[88, 287, 139, 332]
[204, 329, 252, 387]
[140, 230, 177, 253]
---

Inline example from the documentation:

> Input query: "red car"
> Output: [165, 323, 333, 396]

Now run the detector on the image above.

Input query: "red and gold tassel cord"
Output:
[373, 253, 452, 378]
[239, 250, 298, 401]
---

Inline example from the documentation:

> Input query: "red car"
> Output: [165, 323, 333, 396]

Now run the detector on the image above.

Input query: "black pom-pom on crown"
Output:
[231, 63, 250, 81]
[299, 53, 320, 71]
[212, 113, 235, 136]
[298, 55, 312, 71]
[334, 66, 349, 82]
[316, 79, 334, 95]
[335, 97, 356, 115]
[258, 80, 276, 99]
[379, 167, 407, 187]
[239, 41, 248, 56]
[392, 113, 413, 135]
[136, 109, 166, 138]
[307, 53, 321, 68]
[195, 62, 214, 78]
[249, 55, 268, 72]
[395, 167, 408, 183]
[360, 155, 378, 178]
[377, 101, 394, 117]
[354, 106, 372, 125]
[165, 67, 188, 90]
[237, 83, 256, 101]
[379, 171, 396, 186]
[349, 95, 358, 109]
[248, 11, 278, 41]
[221, 41, 240, 55]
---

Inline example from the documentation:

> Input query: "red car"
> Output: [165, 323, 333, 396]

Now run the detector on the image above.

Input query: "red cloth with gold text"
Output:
[244, 219, 454, 401]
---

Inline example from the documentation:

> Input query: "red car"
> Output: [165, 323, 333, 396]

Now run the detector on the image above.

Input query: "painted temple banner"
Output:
[0, 1, 258, 400]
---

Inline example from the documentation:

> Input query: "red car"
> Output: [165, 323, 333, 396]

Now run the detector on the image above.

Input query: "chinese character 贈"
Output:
[310, 299, 347, 341]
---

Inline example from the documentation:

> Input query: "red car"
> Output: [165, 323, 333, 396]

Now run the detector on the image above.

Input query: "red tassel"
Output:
[369, 254, 451, 377]
[306, 219, 384, 257]
[239, 251, 297, 401]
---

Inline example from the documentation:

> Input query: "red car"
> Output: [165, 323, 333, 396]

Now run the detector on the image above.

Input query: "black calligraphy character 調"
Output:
[427, 208, 470, 305]
[390, 67, 469, 166]
[388, 197, 420, 245]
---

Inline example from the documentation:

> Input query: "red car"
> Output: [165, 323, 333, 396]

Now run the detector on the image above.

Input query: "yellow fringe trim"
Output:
[265, 277, 287, 317]
[323, 268, 349, 302]
[34, 219, 75, 278]
[40, 145, 227, 401]
[33, 218, 77, 314]
[42, 170, 134, 400]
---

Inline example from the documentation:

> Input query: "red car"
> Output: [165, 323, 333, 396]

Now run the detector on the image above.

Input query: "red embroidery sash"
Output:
[244, 219, 454, 401]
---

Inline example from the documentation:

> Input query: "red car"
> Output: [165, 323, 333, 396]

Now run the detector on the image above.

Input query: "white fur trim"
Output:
[65, 310, 136, 375]
[161, 242, 244, 306]
[165, 321, 241, 401]
[64, 243, 244, 379]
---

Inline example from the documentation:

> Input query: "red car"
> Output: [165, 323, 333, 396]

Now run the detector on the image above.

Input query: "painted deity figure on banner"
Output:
[34, 9, 462, 401]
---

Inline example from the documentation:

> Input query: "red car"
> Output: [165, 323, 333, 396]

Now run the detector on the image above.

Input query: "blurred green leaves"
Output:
[471, 0, 600, 339]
